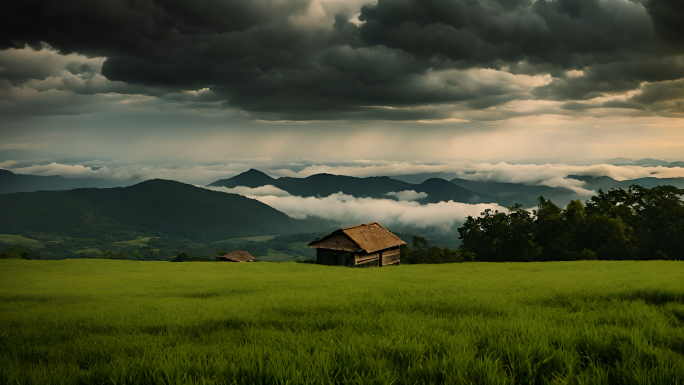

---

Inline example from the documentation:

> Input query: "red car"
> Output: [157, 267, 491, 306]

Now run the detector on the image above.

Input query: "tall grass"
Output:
[1, 260, 682, 384]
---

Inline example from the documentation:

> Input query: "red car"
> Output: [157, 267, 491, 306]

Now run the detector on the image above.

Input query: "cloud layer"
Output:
[1, 0, 683, 121]
[4, 158, 684, 186]
[209, 186, 507, 232]
[385, 190, 429, 201]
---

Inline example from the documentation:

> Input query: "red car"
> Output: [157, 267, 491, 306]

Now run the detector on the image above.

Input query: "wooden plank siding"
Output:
[317, 248, 401, 267]
[353, 246, 400, 267]
[382, 247, 400, 266]
[354, 252, 379, 266]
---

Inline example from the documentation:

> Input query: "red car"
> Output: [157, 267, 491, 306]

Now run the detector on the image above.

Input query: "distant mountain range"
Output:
[209, 169, 488, 204]
[447, 178, 580, 208]
[208, 169, 581, 207]
[4, 167, 683, 260]
[0, 179, 325, 243]
[569, 175, 684, 191]
[0, 169, 129, 194]
[209, 169, 684, 208]
[3, 166, 684, 222]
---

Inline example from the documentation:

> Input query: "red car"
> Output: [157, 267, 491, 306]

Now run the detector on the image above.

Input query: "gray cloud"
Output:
[534, 55, 684, 101]
[7, 159, 684, 187]
[646, 0, 684, 45]
[631, 78, 684, 112]
[358, 0, 663, 67]
[0, 0, 682, 120]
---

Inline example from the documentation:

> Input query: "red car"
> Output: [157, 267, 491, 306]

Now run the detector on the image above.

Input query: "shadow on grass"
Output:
[0, 294, 87, 304]
[177, 288, 260, 299]
[615, 289, 684, 305]
[539, 288, 684, 309]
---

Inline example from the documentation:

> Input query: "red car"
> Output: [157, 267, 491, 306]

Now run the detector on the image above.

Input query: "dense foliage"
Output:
[401, 235, 472, 264]
[459, 185, 684, 262]
[0, 246, 38, 260]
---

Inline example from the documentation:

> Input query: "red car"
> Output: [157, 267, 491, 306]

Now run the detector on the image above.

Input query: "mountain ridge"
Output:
[0, 179, 323, 243]
[0, 169, 130, 194]
[209, 170, 487, 204]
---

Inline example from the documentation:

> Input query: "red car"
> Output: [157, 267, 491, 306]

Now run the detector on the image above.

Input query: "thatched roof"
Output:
[217, 251, 255, 262]
[308, 222, 406, 253]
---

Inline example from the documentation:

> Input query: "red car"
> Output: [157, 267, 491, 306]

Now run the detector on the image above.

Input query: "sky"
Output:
[1, 0, 684, 182]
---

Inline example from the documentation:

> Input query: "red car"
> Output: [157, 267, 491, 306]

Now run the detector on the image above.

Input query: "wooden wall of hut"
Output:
[316, 249, 353, 266]
[353, 246, 401, 267]
[381, 247, 401, 266]
[317, 246, 401, 267]
[354, 251, 380, 267]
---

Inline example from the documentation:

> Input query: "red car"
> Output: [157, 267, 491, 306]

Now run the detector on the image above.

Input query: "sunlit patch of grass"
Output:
[0, 234, 43, 248]
[74, 248, 103, 256]
[211, 235, 277, 244]
[0, 260, 682, 384]
[109, 237, 154, 246]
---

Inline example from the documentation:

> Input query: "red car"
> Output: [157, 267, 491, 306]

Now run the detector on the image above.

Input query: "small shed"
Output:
[217, 251, 255, 262]
[308, 222, 406, 267]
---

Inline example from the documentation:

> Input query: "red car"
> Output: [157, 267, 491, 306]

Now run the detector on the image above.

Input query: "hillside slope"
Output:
[0, 169, 127, 194]
[208, 168, 277, 188]
[0, 179, 319, 243]
[449, 178, 580, 207]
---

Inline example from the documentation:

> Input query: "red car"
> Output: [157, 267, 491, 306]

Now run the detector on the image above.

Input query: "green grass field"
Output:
[1, 260, 683, 384]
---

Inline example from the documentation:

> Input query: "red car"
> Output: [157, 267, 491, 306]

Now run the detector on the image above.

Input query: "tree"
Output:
[627, 185, 684, 259]
[0, 246, 38, 259]
[172, 251, 189, 262]
[402, 237, 469, 264]
[458, 205, 540, 262]
[535, 196, 567, 261]
[412, 235, 429, 250]
[458, 186, 683, 262]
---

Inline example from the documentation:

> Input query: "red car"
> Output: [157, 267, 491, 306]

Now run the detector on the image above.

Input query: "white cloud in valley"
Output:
[4, 159, 684, 187]
[287, 161, 684, 184]
[256, 193, 507, 232]
[207, 185, 291, 197]
[384, 190, 428, 201]
[538, 178, 596, 197]
[205, 186, 507, 232]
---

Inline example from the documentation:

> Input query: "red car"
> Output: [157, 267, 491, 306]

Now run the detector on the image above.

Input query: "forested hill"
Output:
[0, 169, 127, 194]
[209, 168, 277, 188]
[0, 179, 320, 243]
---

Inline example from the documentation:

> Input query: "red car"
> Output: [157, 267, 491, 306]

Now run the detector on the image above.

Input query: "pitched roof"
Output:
[308, 222, 406, 253]
[218, 250, 255, 262]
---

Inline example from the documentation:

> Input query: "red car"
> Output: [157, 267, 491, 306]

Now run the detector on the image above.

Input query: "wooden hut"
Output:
[308, 222, 406, 267]
[217, 251, 255, 262]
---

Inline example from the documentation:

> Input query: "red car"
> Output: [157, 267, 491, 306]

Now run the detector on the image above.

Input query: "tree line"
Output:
[456, 185, 684, 262]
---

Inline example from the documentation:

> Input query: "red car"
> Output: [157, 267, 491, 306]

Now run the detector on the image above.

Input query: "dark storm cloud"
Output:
[1, 0, 683, 120]
[646, 0, 684, 45]
[630, 79, 684, 113]
[358, 0, 672, 68]
[533, 56, 684, 100]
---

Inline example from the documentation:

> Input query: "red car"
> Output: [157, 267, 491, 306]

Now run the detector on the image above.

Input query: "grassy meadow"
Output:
[1, 260, 683, 384]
